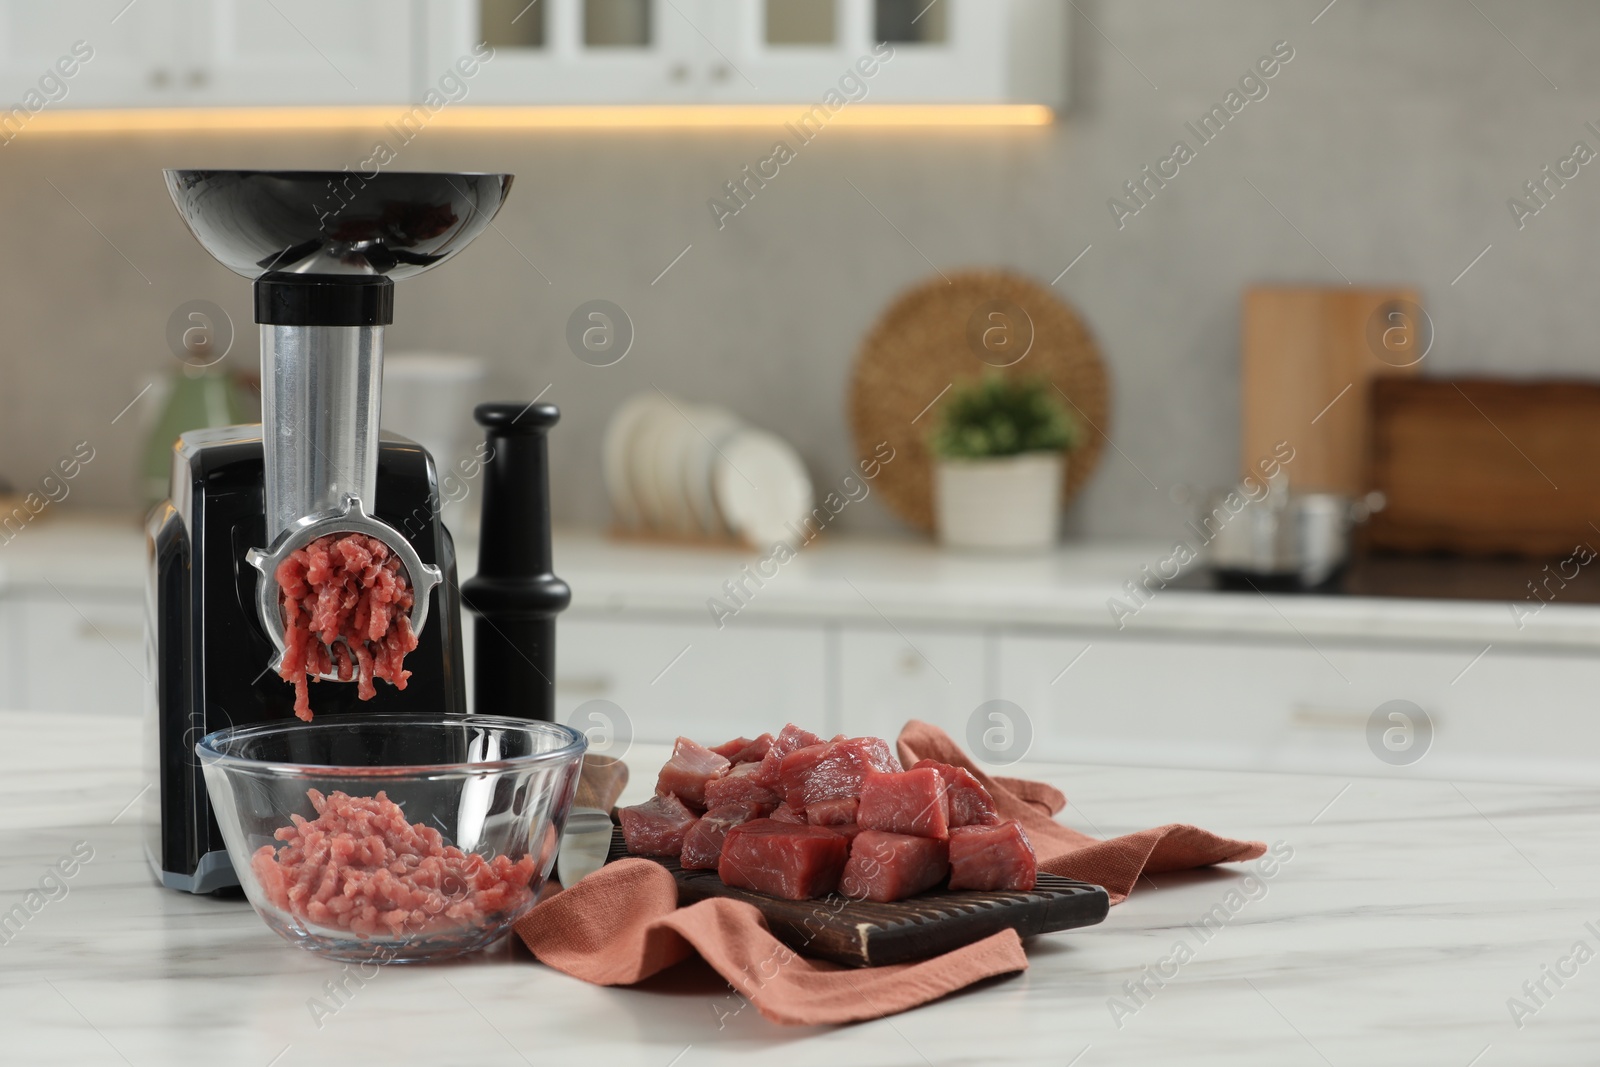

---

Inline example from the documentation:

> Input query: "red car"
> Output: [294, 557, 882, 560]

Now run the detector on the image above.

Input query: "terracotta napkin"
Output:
[514, 721, 1265, 1025]
[895, 720, 1267, 905]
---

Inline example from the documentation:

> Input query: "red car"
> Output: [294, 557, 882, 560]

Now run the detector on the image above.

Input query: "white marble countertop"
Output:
[7, 515, 1600, 650]
[4, 715, 1597, 1066]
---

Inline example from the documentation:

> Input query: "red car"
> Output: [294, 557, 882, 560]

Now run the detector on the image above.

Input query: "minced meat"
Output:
[275, 533, 419, 721]
[251, 789, 537, 940]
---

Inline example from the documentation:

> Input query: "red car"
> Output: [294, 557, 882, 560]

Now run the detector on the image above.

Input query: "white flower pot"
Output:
[934, 452, 1064, 551]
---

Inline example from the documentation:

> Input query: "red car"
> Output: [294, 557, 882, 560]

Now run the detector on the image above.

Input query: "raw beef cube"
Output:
[839, 830, 950, 903]
[947, 821, 1038, 892]
[786, 736, 902, 807]
[775, 743, 831, 805]
[913, 759, 1000, 828]
[857, 768, 950, 839]
[831, 822, 865, 842]
[754, 723, 826, 786]
[718, 819, 849, 900]
[702, 762, 781, 815]
[806, 796, 858, 827]
[769, 802, 807, 824]
[709, 736, 755, 760]
[724, 733, 774, 764]
[680, 802, 760, 870]
[655, 737, 731, 811]
[620, 794, 700, 857]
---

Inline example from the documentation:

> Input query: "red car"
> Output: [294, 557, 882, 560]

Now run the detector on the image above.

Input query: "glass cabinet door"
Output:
[422, 0, 1066, 107]
[427, 0, 717, 104]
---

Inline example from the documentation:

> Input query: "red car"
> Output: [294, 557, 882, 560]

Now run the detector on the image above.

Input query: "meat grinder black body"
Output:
[142, 426, 467, 894]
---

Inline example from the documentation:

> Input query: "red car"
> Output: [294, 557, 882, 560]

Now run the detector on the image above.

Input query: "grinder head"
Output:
[162, 169, 513, 281]
[160, 169, 512, 689]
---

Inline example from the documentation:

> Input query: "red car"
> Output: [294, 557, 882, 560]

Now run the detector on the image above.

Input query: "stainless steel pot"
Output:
[1203, 481, 1384, 589]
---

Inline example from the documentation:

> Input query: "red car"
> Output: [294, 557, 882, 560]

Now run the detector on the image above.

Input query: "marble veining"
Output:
[1, 717, 1597, 1066]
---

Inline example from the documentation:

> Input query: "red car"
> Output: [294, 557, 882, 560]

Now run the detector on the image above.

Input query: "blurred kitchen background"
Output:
[4, 0, 1599, 785]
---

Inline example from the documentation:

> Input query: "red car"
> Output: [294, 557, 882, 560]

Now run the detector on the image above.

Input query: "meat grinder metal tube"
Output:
[259, 320, 381, 544]
[246, 273, 441, 670]
[463, 402, 570, 719]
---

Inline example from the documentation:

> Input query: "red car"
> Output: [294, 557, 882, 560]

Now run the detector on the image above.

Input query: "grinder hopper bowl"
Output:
[145, 170, 510, 893]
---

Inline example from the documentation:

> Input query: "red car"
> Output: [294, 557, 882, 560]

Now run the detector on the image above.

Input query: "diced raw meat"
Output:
[709, 736, 754, 760]
[250, 789, 536, 938]
[680, 802, 761, 870]
[730, 733, 774, 763]
[620, 794, 700, 857]
[654, 737, 731, 810]
[702, 762, 781, 815]
[769, 802, 807, 824]
[912, 759, 1000, 828]
[718, 819, 849, 900]
[275, 532, 419, 721]
[839, 830, 950, 903]
[776, 744, 831, 805]
[857, 768, 950, 839]
[782, 736, 901, 807]
[710, 733, 774, 764]
[806, 796, 858, 827]
[947, 821, 1037, 892]
[754, 723, 826, 786]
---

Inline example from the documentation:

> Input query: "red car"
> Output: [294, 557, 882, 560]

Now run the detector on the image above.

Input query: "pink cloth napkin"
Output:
[896, 720, 1266, 904]
[514, 721, 1266, 1024]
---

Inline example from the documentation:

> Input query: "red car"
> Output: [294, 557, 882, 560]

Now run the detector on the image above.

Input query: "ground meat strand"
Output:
[275, 533, 420, 721]
[250, 789, 537, 940]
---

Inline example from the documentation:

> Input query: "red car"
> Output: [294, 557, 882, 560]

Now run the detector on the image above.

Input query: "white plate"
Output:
[651, 404, 699, 536]
[680, 404, 745, 536]
[601, 393, 662, 530]
[713, 429, 814, 550]
[628, 398, 685, 532]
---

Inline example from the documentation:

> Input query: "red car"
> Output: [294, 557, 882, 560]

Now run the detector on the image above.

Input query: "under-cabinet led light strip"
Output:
[10, 104, 1053, 133]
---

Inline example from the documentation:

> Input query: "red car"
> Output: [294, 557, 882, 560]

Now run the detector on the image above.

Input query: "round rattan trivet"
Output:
[847, 269, 1110, 532]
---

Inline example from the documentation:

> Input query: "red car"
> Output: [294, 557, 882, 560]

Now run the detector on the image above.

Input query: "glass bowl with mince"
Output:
[198, 714, 585, 964]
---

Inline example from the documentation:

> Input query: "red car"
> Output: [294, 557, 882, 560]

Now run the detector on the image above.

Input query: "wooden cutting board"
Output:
[605, 827, 1109, 968]
[1241, 286, 1424, 492]
[1366, 377, 1600, 556]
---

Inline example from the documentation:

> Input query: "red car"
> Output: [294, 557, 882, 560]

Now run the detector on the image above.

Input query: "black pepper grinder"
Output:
[461, 402, 571, 720]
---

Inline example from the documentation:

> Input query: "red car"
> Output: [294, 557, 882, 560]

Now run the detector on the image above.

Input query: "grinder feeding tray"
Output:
[145, 170, 511, 894]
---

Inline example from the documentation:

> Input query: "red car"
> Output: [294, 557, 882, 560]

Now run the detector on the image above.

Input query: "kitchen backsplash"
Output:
[4, 0, 1598, 540]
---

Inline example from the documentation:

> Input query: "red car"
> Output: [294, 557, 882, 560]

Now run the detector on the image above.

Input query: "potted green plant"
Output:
[929, 375, 1080, 550]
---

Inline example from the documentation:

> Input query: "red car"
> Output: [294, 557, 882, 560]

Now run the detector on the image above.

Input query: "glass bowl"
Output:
[197, 713, 585, 964]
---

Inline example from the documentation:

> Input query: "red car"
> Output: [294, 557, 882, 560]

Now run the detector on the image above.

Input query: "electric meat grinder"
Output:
[145, 170, 554, 894]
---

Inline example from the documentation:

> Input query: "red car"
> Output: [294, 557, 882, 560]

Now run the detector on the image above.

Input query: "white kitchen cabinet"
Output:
[422, 0, 1067, 105]
[835, 623, 987, 742]
[0, 0, 411, 109]
[181, 0, 415, 104]
[0, 1, 183, 108]
[11, 589, 144, 714]
[997, 630, 1600, 784]
[554, 612, 828, 751]
[0, 0, 1064, 112]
